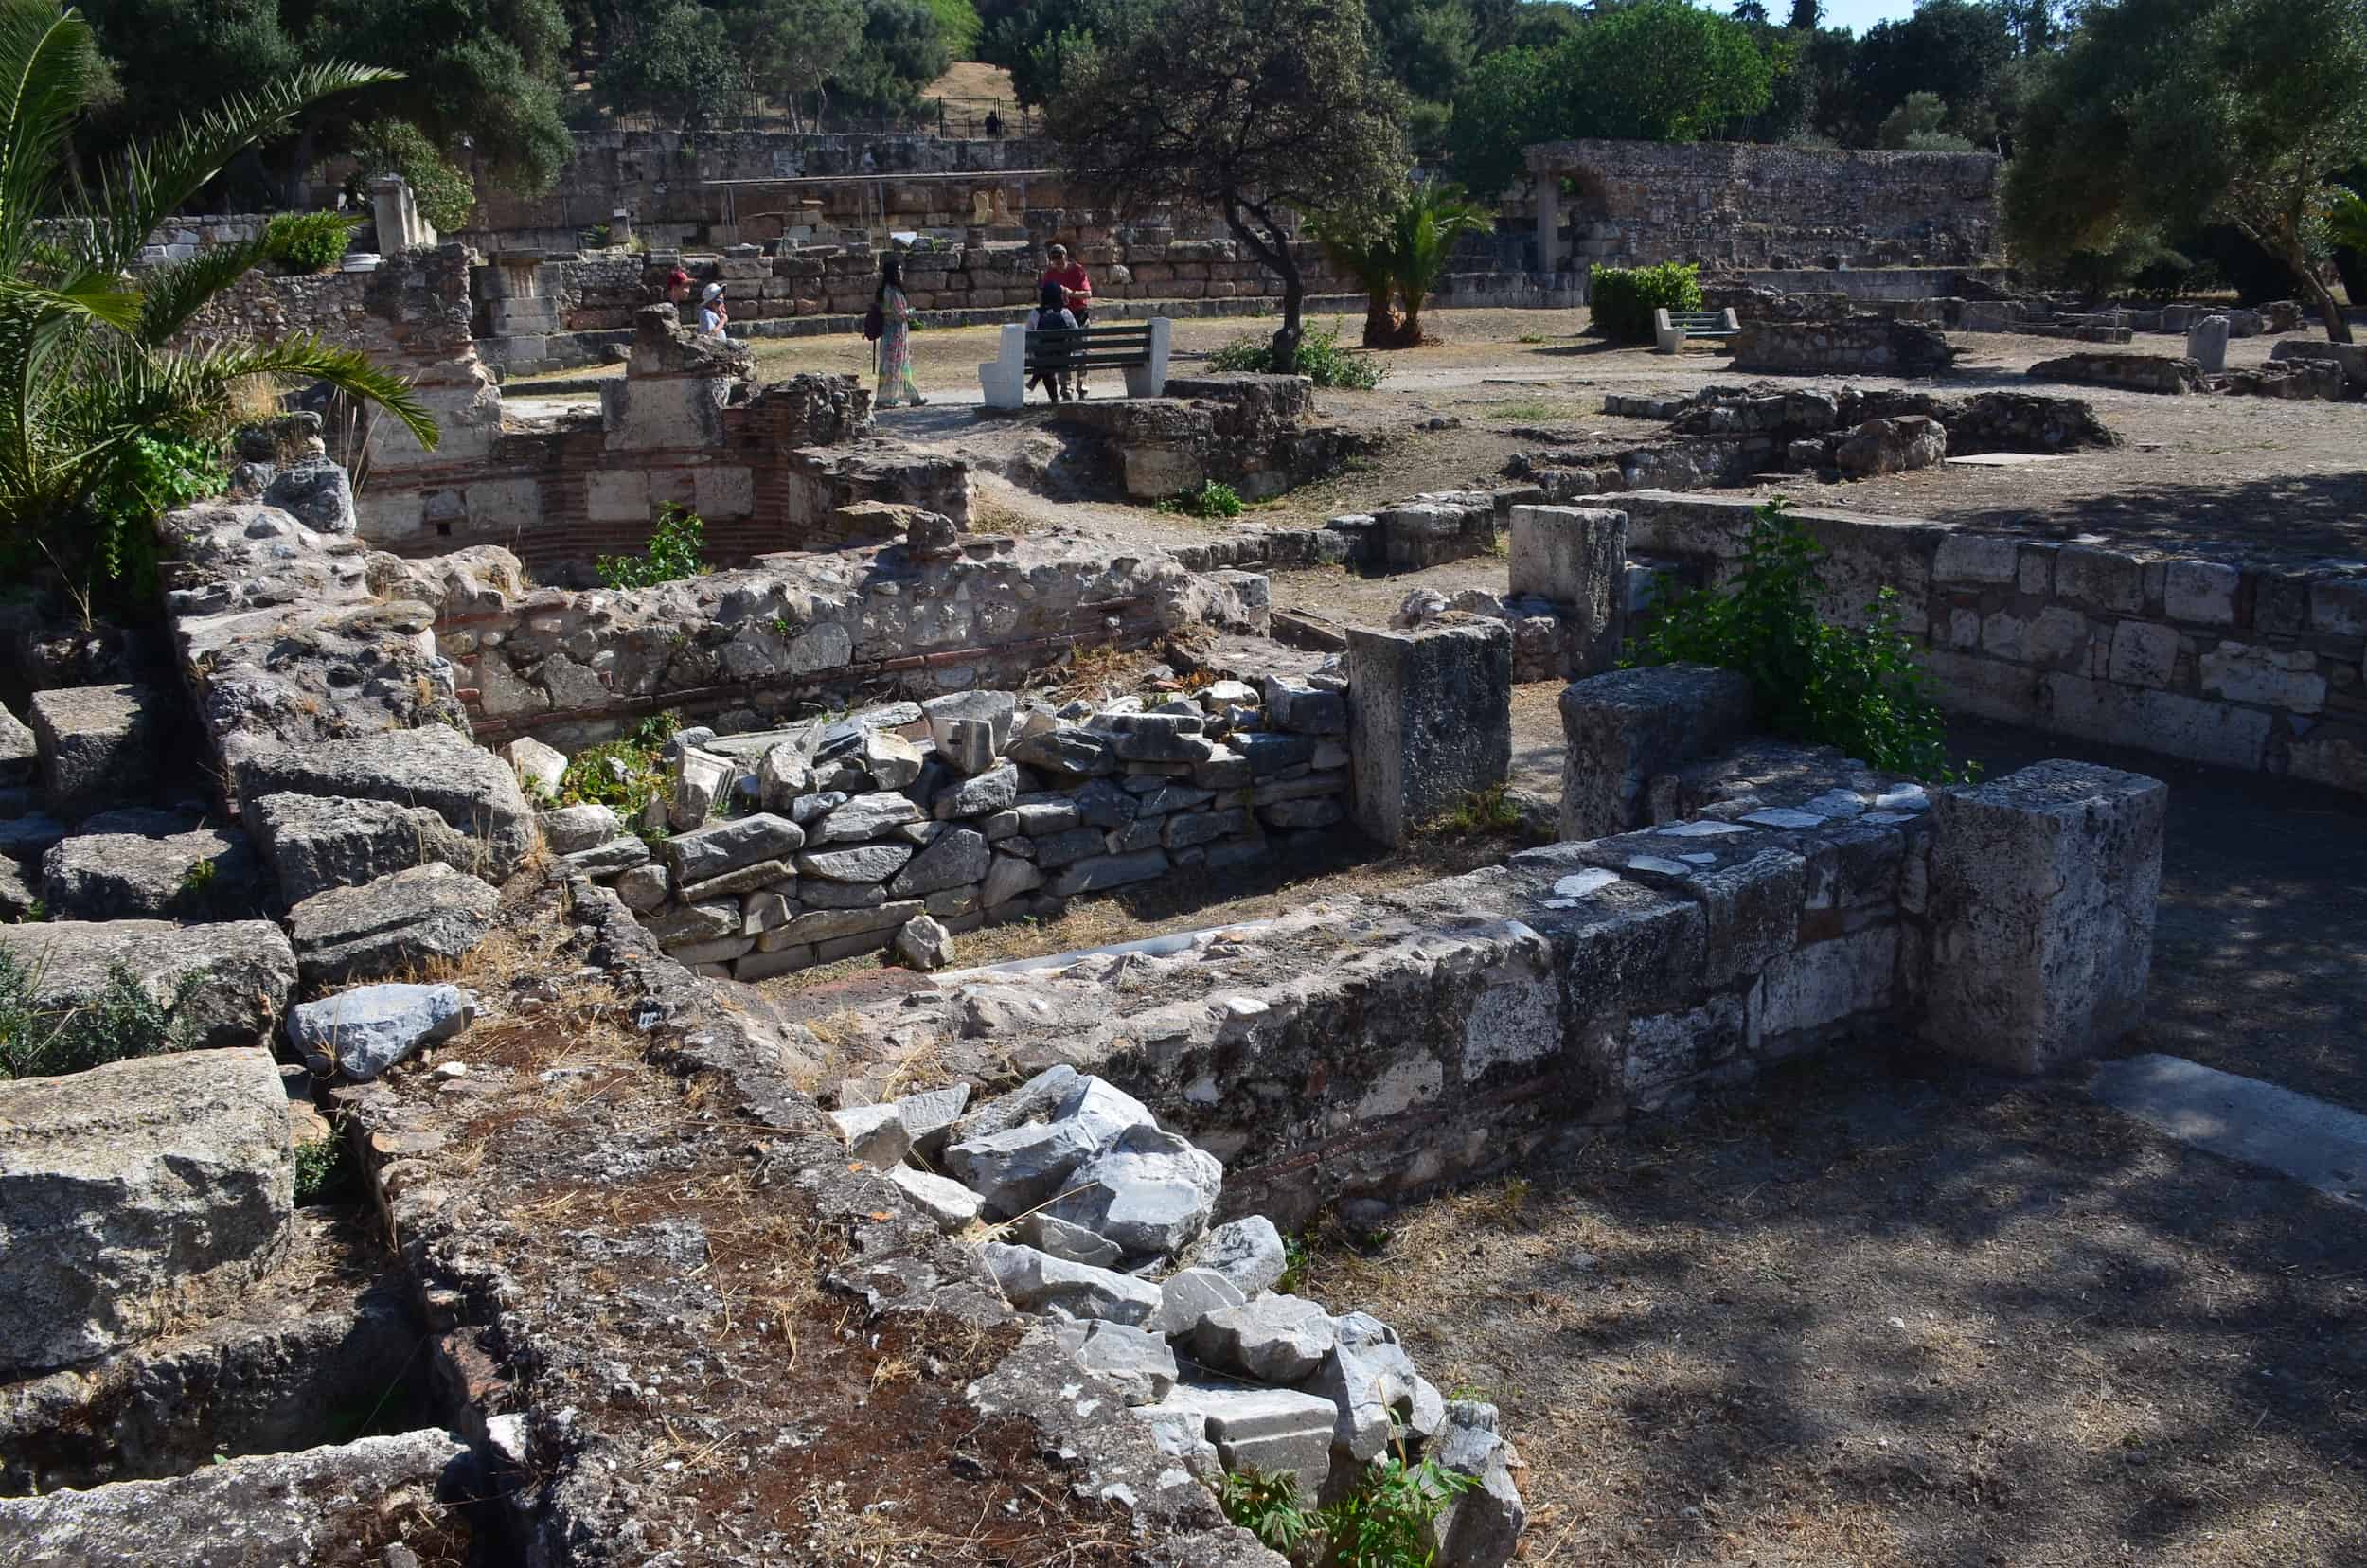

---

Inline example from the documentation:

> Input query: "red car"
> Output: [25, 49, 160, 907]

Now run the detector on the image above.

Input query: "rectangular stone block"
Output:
[1923, 760, 2166, 1073]
[693, 463, 756, 520]
[1348, 622, 1511, 848]
[2162, 561, 2240, 626]
[1507, 505, 1628, 675]
[1557, 664, 1757, 842]
[583, 467, 651, 524]
[29, 684, 160, 823]
[1931, 532, 2020, 585]
[2038, 674, 2272, 772]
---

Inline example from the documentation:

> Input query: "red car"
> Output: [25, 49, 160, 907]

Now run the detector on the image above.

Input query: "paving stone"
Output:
[980, 1242, 1162, 1325]
[1189, 1292, 1338, 1382]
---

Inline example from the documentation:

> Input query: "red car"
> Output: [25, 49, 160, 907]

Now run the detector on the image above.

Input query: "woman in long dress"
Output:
[874, 257, 927, 408]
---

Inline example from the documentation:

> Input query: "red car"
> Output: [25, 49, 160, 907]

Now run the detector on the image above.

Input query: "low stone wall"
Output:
[1607, 490, 2367, 794]
[428, 535, 1268, 751]
[586, 676, 1354, 983]
[2028, 352, 2200, 395]
[1051, 374, 1379, 503]
[1731, 315, 1957, 377]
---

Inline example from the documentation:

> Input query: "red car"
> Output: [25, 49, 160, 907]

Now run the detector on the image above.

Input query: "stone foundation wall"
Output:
[2026, 352, 2201, 395]
[1527, 139, 1999, 274]
[1609, 490, 2367, 794]
[1731, 315, 1958, 377]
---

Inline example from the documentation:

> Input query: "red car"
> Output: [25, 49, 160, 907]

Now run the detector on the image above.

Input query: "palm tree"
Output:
[1316, 183, 1493, 349]
[0, 0, 436, 598]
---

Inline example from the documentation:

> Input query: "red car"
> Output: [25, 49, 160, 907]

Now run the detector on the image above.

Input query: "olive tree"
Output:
[2004, 0, 2367, 342]
[1042, 0, 1408, 369]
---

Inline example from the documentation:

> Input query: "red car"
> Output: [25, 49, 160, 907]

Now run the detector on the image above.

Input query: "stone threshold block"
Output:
[1923, 759, 2167, 1073]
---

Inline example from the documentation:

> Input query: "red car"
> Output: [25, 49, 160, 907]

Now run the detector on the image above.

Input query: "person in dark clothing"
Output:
[1026, 279, 1077, 401]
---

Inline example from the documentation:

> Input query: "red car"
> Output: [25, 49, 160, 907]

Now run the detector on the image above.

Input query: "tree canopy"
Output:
[2003, 0, 2367, 339]
[1043, 0, 1408, 366]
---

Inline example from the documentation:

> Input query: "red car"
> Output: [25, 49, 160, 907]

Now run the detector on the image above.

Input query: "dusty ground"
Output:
[508, 306, 2367, 566]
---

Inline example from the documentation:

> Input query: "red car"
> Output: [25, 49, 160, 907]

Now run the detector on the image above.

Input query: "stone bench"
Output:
[979, 317, 1171, 409]
[1653, 307, 1740, 355]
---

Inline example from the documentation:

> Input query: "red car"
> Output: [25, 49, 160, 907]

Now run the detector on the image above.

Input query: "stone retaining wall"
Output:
[1731, 315, 1957, 377]
[1608, 490, 2367, 794]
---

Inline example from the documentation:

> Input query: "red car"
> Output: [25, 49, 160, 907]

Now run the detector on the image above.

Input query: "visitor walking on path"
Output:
[871, 257, 927, 408]
[1040, 243, 1093, 396]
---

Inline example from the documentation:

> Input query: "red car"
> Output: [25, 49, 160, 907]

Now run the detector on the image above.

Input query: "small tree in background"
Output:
[2005, 0, 2367, 343]
[1318, 184, 1491, 347]
[344, 118, 477, 232]
[1043, 0, 1407, 371]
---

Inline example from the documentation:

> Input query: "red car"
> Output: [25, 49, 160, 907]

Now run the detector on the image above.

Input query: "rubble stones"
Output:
[0, 918, 295, 1051]
[286, 864, 500, 985]
[889, 828, 990, 896]
[893, 913, 955, 970]
[42, 826, 259, 920]
[813, 793, 923, 843]
[980, 1242, 1163, 1325]
[1190, 1216, 1289, 1296]
[502, 737, 567, 797]
[1153, 1384, 1340, 1499]
[286, 983, 476, 1080]
[796, 842, 915, 882]
[1012, 1212, 1124, 1268]
[537, 802, 621, 856]
[0, 703, 34, 786]
[1425, 1402, 1528, 1568]
[945, 1072, 1156, 1214]
[29, 684, 160, 822]
[1046, 1125, 1223, 1256]
[0, 1047, 294, 1375]
[249, 793, 480, 906]
[1190, 1293, 1339, 1382]
[1306, 1312, 1430, 1462]
[1073, 1321, 1179, 1406]
[234, 726, 535, 881]
[665, 812, 804, 883]
[934, 763, 1019, 819]
[1150, 1266, 1249, 1337]
[887, 1166, 983, 1230]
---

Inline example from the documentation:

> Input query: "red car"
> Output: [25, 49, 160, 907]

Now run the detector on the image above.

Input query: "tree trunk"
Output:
[2306, 269, 2355, 344]
[1223, 200, 1304, 371]
[2256, 219, 2355, 344]
[1401, 286, 1431, 347]
[1360, 286, 1398, 348]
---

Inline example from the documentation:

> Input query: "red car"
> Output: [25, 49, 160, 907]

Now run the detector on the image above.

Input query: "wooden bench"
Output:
[979, 316, 1172, 408]
[1654, 307, 1742, 354]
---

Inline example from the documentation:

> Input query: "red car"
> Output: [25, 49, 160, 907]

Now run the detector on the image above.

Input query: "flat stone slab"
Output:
[0, 919, 295, 1051]
[286, 864, 500, 986]
[234, 725, 535, 880]
[1943, 452, 2077, 466]
[2091, 1054, 2367, 1208]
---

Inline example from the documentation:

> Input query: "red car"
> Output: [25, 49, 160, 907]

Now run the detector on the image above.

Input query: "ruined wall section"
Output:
[1527, 138, 1999, 273]
[1612, 490, 2367, 795]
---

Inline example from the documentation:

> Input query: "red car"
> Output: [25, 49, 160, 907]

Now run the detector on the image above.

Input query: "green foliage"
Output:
[0, 951, 202, 1080]
[921, 0, 981, 55]
[1847, 1, 2015, 147]
[1157, 479, 1243, 519]
[0, 3, 436, 599]
[596, 502, 708, 589]
[597, 0, 751, 126]
[1875, 90, 1948, 149]
[1442, 45, 1550, 197]
[1425, 782, 1522, 836]
[293, 1131, 358, 1205]
[557, 710, 682, 838]
[1319, 182, 1491, 345]
[263, 210, 359, 273]
[346, 118, 478, 233]
[1558, 0, 1773, 143]
[1217, 1453, 1477, 1568]
[831, 0, 955, 114]
[2004, 0, 2367, 342]
[1631, 501, 1967, 783]
[80, 433, 227, 593]
[1586, 261, 1704, 345]
[1207, 320, 1382, 389]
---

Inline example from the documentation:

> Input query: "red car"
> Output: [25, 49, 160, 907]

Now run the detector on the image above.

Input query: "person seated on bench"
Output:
[1040, 242, 1094, 396]
[1027, 280, 1077, 402]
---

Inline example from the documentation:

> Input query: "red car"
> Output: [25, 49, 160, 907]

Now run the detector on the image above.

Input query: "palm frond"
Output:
[133, 237, 276, 347]
[0, 272, 140, 332]
[152, 335, 439, 451]
[0, 0, 97, 275]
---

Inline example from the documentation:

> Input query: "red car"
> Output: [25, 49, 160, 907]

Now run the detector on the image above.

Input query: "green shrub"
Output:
[82, 432, 227, 592]
[346, 119, 479, 235]
[263, 210, 359, 273]
[596, 502, 707, 589]
[1157, 480, 1244, 519]
[0, 952, 202, 1080]
[293, 1132, 358, 1205]
[1217, 1453, 1477, 1568]
[1629, 500, 1969, 782]
[558, 710, 683, 841]
[1586, 261, 1703, 344]
[1207, 319, 1383, 389]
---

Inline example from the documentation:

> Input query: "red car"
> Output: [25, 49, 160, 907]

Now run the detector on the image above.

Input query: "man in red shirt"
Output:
[1041, 242, 1093, 395]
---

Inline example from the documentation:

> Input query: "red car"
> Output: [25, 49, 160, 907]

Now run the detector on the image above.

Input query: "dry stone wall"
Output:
[1611, 490, 2367, 794]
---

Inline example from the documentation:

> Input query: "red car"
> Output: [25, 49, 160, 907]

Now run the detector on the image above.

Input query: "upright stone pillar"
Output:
[369, 175, 435, 254]
[2185, 313, 2230, 372]
[1533, 173, 1561, 277]
[610, 206, 634, 247]
[1346, 622, 1511, 847]
[1922, 760, 2167, 1074]
[1509, 505, 1628, 676]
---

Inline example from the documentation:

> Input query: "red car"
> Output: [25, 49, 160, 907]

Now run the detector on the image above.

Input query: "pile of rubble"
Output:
[828, 1062, 1526, 1565]
[530, 673, 1356, 982]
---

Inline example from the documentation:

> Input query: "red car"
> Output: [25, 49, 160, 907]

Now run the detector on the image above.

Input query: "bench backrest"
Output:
[1025, 322, 1155, 368]
[1666, 312, 1730, 327]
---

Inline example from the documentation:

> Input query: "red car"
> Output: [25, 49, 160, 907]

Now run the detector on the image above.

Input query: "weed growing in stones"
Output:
[596, 502, 707, 589]
[293, 1132, 356, 1205]
[1158, 480, 1246, 519]
[1219, 1467, 1317, 1553]
[1219, 1448, 1477, 1567]
[0, 952, 201, 1079]
[1422, 783, 1522, 837]
[1630, 499, 1971, 782]
[557, 710, 682, 839]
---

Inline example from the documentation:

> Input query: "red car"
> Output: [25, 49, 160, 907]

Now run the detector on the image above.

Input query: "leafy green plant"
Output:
[0, 952, 202, 1079]
[1157, 480, 1245, 519]
[293, 1131, 357, 1204]
[345, 117, 478, 235]
[80, 433, 228, 595]
[1630, 500, 1969, 782]
[1207, 319, 1382, 390]
[596, 503, 707, 590]
[178, 856, 218, 896]
[1323, 1452, 1477, 1568]
[1218, 1467, 1317, 1554]
[1586, 261, 1705, 344]
[263, 210, 360, 273]
[1423, 783, 1522, 837]
[0, 3, 436, 600]
[557, 710, 683, 840]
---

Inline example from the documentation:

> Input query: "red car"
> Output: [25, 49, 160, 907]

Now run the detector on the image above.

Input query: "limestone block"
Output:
[1348, 622, 1511, 848]
[234, 727, 536, 881]
[2198, 641, 2325, 714]
[1931, 532, 2019, 585]
[0, 918, 294, 1051]
[463, 476, 542, 531]
[1507, 505, 1628, 676]
[1190, 1292, 1338, 1382]
[1923, 760, 2166, 1073]
[887, 1166, 981, 1231]
[29, 684, 160, 822]
[692, 463, 756, 520]
[1072, 1320, 1179, 1406]
[1755, 926, 1897, 1042]
[2038, 675, 2272, 771]
[583, 467, 652, 524]
[980, 1242, 1162, 1325]
[286, 864, 500, 986]
[1557, 664, 1756, 842]
[946, 1073, 1156, 1215]
[0, 702, 34, 787]
[665, 812, 806, 883]
[2055, 545, 2145, 615]
[1153, 1383, 1340, 1499]
[1188, 1214, 1288, 1295]
[1011, 1212, 1123, 1268]
[2106, 620, 2180, 689]
[538, 802, 620, 856]
[2162, 561, 2240, 626]
[2184, 314, 2229, 372]
[1425, 1401, 1528, 1568]
[1044, 1125, 1223, 1256]
[42, 827, 261, 922]
[286, 982, 475, 1080]
[812, 793, 924, 844]
[1149, 1265, 1248, 1337]
[0, 1048, 293, 1376]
